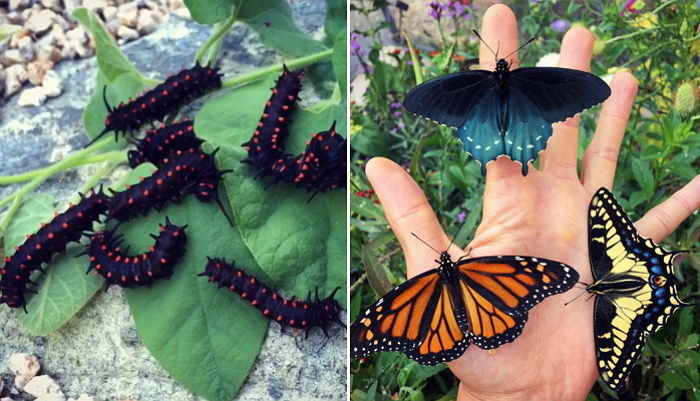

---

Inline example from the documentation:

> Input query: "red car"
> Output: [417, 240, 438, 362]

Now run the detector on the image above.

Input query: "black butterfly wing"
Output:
[350, 269, 470, 365]
[456, 87, 505, 174]
[509, 67, 611, 125]
[502, 67, 610, 175]
[403, 70, 495, 128]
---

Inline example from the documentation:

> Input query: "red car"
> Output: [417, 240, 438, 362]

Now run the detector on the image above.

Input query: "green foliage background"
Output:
[349, 1, 699, 400]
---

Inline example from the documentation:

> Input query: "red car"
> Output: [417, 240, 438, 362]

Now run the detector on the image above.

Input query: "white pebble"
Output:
[18, 86, 48, 107]
[42, 70, 63, 97]
[137, 9, 160, 34]
[82, 0, 107, 11]
[27, 9, 56, 33]
[117, 25, 139, 40]
[67, 395, 95, 401]
[9, 353, 40, 388]
[23, 375, 65, 401]
[5, 64, 27, 96]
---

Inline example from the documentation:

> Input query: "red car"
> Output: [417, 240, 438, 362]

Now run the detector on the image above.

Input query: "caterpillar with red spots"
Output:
[108, 149, 233, 226]
[265, 122, 347, 197]
[81, 218, 187, 288]
[90, 63, 222, 145]
[199, 257, 344, 336]
[127, 120, 202, 168]
[0, 189, 110, 310]
[242, 66, 303, 174]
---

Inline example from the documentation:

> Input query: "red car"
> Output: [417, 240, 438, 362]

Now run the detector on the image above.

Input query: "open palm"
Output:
[365, 4, 700, 401]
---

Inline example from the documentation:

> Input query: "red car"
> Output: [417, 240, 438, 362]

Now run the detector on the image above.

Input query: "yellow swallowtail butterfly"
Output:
[587, 187, 689, 391]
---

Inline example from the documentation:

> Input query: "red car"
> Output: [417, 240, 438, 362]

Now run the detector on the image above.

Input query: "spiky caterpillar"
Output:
[266, 122, 347, 197]
[242, 66, 303, 173]
[108, 149, 232, 225]
[89, 63, 222, 145]
[127, 120, 202, 168]
[82, 218, 187, 288]
[199, 258, 344, 336]
[0, 189, 110, 310]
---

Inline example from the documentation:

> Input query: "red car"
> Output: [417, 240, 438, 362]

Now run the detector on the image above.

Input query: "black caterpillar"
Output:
[90, 63, 222, 145]
[200, 257, 344, 336]
[242, 66, 303, 173]
[127, 120, 202, 168]
[264, 122, 347, 197]
[108, 149, 233, 226]
[81, 218, 187, 288]
[0, 189, 110, 310]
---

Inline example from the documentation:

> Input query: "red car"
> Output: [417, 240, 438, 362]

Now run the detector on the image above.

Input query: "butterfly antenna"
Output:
[472, 30, 498, 60]
[410, 232, 440, 255]
[504, 36, 535, 60]
[564, 290, 596, 307]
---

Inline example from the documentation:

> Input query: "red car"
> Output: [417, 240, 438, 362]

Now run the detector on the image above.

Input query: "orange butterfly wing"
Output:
[456, 255, 578, 349]
[350, 269, 470, 365]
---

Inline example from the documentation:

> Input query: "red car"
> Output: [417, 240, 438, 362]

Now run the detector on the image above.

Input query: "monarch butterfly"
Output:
[403, 30, 610, 175]
[586, 187, 689, 391]
[350, 250, 578, 365]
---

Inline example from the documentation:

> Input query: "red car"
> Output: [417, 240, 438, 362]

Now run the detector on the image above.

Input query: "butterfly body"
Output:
[586, 187, 688, 391]
[403, 59, 610, 175]
[351, 251, 578, 365]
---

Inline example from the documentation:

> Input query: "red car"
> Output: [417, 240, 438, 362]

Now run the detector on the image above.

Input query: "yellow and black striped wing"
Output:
[350, 269, 470, 365]
[587, 187, 688, 391]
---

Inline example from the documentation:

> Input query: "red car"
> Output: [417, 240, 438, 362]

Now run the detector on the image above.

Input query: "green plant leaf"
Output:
[632, 159, 654, 196]
[72, 8, 139, 81]
[659, 371, 693, 390]
[333, 29, 348, 100]
[325, 0, 346, 45]
[238, 0, 327, 57]
[184, 0, 234, 24]
[194, 72, 346, 305]
[117, 166, 267, 401]
[6, 195, 103, 334]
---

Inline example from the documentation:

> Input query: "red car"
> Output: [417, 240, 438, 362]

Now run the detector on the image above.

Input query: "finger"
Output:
[581, 72, 638, 190]
[365, 157, 450, 278]
[635, 175, 700, 242]
[480, 5, 523, 178]
[480, 4, 520, 70]
[540, 27, 594, 180]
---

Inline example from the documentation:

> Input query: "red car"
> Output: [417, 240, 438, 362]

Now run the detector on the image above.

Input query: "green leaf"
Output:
[660, 371, 693, 390]
[238, 0, 327, 57]
[324, 0, 346, 44]
[6, 195, 103, 334]
[194, 73, 346, 305]
[184, 0, 233, 24]
[72, 8, 139, 81]
[118, 167, 267, 401]
[632, 159, 654, 195]
[333, 29, 348, 100]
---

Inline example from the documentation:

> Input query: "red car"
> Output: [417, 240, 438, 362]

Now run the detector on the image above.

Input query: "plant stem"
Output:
[221, 49, 334, 89]
[0, 138, 115, 232]
[196, 9, 239, 64]
[0, 150, 124, 185]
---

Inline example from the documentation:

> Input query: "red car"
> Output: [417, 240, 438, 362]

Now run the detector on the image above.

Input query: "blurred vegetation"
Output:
[349, 0, 699, 400]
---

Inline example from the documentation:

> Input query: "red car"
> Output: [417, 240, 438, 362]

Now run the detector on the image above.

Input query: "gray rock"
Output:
[17, 36, 35, 61]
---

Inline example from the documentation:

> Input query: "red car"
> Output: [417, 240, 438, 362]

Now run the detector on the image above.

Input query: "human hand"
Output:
[365, 4, 700, 401]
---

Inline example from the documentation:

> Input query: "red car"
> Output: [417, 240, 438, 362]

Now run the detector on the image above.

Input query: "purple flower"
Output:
[350, 33, 361, 50]
[393, 111, 402, 118]
[428, 1, 443, 20]
[390, 102, 402, 109]
[390, 127, 397, 134]
[551, 19, 570, 32]
[457, 211, 466, 223]
[397, 121, 405, 129]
